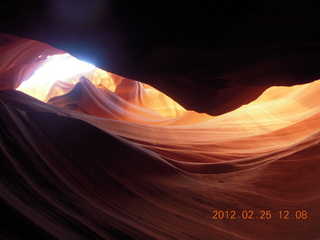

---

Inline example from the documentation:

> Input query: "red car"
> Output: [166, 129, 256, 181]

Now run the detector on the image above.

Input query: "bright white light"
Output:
[17, 54, 96, 101]
[19, 54, 95, 88]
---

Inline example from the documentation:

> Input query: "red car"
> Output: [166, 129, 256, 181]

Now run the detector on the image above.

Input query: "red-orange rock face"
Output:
[1, 2, 320, 239]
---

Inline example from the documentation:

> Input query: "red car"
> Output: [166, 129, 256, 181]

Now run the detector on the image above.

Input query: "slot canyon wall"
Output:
[1, 1, 320, 239]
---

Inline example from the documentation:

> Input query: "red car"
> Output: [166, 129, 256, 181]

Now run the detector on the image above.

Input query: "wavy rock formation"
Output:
[1, 1, 320, 239]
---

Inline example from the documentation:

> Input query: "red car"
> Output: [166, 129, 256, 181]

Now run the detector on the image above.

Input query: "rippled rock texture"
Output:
[1, 1, 320, 239]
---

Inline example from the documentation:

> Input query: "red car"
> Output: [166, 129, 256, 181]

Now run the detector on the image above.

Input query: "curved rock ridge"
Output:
[1, 1, 320, 238]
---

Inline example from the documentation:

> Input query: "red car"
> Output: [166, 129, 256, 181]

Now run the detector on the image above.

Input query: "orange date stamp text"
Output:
[211, 210, 308, 220]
